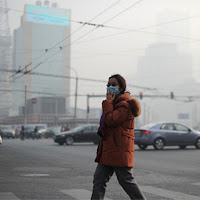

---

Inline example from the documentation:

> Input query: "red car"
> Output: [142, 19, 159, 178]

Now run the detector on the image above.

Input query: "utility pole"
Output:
[74, 76, 78, 127]
[55, 95, 58, 126]
[143, 103, 146, 125]
[24, 85, 27, 126]
[87, 94, 89, 123]
[69, 67, 78, 128]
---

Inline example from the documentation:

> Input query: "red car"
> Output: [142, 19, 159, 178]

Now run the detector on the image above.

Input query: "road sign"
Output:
[31, 98, 37, 104]
[178, 113, 189, 119]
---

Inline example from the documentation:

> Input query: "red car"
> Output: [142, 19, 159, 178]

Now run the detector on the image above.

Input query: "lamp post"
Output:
[70, 67, 78, 128]
[24, 85, 27, 126]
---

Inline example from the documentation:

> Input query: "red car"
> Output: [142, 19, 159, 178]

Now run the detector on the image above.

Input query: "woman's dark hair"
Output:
[109, 74, 126, 92]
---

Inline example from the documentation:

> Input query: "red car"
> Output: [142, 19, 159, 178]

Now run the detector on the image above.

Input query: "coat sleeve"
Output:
[102, 100, 129, 128]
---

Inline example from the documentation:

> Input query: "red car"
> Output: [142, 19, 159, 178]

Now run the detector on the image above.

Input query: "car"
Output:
[44, 126, 61, 138]
[134, 122, 200, 150]
[0, 126, 15, 138]
[0, 135, 2, 144]
[14, 128, 21, 138]
[24, 126, 35, 138]
[53, 124, 100, 145]
[37, 125, 47, 138]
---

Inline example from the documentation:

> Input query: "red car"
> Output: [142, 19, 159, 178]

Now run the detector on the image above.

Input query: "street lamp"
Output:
[70, 67, 78, 128]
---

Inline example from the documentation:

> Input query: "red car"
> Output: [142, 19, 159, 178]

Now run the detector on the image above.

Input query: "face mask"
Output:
[107, 86, 119, 95]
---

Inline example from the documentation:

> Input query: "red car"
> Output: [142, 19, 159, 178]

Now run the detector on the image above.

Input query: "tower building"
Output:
[12, 1, 71, 116]
[0, 0, 12, 109]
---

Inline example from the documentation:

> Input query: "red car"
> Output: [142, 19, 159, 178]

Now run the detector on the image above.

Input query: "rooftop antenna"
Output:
[0, 0, 10, 36]
[35, 0, 42, 6]
[51, 2, 58, 8]
[44, 0, 50, 7]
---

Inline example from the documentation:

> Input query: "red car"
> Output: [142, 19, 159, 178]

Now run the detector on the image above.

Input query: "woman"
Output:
[91, 74, 146, 200]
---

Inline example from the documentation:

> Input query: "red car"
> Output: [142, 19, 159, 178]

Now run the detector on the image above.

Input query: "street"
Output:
[0, 139, 200, 200]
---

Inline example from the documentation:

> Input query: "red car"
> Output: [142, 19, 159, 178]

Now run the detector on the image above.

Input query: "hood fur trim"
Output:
[127, 98, 141, 117]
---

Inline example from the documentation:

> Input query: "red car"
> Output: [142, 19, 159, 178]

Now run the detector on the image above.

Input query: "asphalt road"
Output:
[0, 138, 200, 200]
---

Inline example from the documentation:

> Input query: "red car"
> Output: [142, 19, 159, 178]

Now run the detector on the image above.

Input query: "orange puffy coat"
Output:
[95, 92, 141, 167]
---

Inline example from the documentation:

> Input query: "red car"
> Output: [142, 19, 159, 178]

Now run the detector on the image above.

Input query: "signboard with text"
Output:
[178, 113, 189, 119]
[24, 5, 70, 26]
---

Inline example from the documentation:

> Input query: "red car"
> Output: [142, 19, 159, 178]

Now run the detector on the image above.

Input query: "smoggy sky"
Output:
[6, 0, 200, 108]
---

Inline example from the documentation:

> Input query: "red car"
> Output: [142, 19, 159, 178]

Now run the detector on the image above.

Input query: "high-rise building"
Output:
[12, 1, 71, 116]
[0, 0, 12, 109]
[135, 42, 193, 88]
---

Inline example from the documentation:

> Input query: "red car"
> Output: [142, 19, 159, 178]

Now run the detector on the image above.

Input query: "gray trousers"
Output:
[91, 164, 146, 200]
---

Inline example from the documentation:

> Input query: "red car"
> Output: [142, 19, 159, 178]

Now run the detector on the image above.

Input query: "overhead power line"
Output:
[16, 0, 145, 80]
[0, 68, 157, 90]
[104, 24, 200, 42]
[0, 89, 86, 97]
[9, 0, 121, 80]
[9, 1, 200, 80]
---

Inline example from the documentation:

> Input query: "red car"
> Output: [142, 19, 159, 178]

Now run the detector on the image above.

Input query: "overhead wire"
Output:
[8, 2, 200, 78]
[74, 15, 200, 46]
[18, 0, 145, 79]
[0, 68, 158, 91]
[6, 1, 200, 94]
[9, 0, 121, 80]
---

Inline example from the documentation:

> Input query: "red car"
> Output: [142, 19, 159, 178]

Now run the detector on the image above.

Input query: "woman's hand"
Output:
[106, 90, 115, 101]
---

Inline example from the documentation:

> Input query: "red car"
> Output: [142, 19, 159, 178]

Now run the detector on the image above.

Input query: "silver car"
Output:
[134, 122, 200, 150]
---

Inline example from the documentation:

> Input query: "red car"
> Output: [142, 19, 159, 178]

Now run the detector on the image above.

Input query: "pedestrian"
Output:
[61, 125, 65, 132]
[91, 74, 146, 200]
[33, 126, 38, 140]
[64, 124, 70, 131]
[20, 126, 25, 141]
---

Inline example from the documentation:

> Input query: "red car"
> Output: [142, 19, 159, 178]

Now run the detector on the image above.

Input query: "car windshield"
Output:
[140, 123, 157, 129]
[37, 126, 45, 129]
[48, 127, 61, 132]
[71, 126, 85, 132]
[26, 126, 34, 130]
[1, 127, 11, 130]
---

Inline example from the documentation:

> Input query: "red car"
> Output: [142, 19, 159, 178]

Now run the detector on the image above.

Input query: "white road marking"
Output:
[22, 173, 50, 177]
[141, 186, 200, 200]
[0, 193, 20, 200]
[60, 189, 112, 200]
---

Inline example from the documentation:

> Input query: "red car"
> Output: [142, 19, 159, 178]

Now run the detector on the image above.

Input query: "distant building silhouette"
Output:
[135, 42, 194, 88]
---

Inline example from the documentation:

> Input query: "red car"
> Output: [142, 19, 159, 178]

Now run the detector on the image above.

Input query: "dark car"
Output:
[53, 124, 100, 145]
[44, 126, 61, 138]
[24, 126, 35, 138]
[134, 122, 200, 150]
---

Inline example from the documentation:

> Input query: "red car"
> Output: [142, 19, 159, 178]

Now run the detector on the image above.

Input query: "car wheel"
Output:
[195, 138, 200, 149]
[66, 137, 74, 145]
[154, 138, 165, 150]
[179, 145, 187, 149]
[138, 144, 148, 150]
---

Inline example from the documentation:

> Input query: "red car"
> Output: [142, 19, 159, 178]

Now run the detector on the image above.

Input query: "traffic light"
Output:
[170, 92, 174, 99]
[139, 92, 143, 100]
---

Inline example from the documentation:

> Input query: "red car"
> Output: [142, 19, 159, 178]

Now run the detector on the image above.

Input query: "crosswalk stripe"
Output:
[0, 192, 20, 200]
[141, 186, 200, 200]
[60, 189, 112, 200]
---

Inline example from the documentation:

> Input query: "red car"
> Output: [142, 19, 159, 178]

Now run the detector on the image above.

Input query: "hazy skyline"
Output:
[6, 0, 200, 109]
